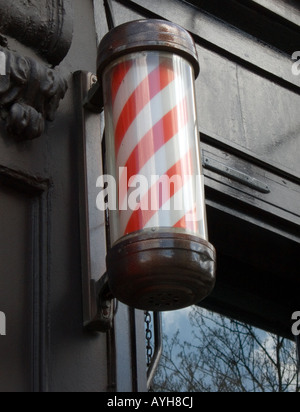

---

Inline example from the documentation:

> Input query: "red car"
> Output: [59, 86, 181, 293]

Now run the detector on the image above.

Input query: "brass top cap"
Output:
[97, 19, 200, 79]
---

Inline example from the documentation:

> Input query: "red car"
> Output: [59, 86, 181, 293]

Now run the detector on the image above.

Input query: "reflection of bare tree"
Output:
[153, 308, 299, 392]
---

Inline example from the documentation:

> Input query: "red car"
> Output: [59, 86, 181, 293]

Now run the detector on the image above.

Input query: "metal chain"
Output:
[144, 311, 153, 367]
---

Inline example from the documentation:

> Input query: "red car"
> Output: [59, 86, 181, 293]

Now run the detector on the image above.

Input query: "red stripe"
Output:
[118, 97, 189, 206]
[114, 62, 175, 156]
[124, 150, 193, 235]
[174, 206, 199, 233]
[111, 61, 132, 104]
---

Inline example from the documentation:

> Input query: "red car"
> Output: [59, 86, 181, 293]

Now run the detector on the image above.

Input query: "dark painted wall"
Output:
[0, 0, 108, 392]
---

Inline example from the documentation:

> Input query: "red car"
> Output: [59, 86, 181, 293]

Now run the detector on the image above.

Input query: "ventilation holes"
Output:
[146, 292, 183, 309]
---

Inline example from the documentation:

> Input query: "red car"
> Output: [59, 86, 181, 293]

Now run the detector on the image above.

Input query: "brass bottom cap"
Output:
[107, 229, 216, 312]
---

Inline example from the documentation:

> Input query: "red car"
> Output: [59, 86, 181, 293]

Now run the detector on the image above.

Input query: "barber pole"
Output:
[98, 20, 216, 311]
[108, 52, 205, 241]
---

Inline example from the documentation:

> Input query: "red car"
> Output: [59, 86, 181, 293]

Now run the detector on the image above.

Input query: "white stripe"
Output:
[116, 75, 188, 167]
[118, 153, 196, 235]
[144, 175, 196, 229]
[112, 55, 160, 126]
[119, 122, 192, 212]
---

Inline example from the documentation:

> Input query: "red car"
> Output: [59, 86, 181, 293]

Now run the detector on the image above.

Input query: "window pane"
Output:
[153, 307, 299, 392]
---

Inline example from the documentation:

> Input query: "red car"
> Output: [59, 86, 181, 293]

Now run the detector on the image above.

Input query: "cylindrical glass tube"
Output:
[103, 51, 208, 246]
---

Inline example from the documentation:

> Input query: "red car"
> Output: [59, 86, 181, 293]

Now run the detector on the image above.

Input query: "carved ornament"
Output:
[0, 47, 68, 140]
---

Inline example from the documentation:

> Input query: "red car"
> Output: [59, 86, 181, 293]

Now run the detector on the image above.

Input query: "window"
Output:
[153, 307, 299, 392]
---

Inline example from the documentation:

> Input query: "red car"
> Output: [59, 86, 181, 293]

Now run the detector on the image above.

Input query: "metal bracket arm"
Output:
[83, 80, 103, 113]
[86, 273, 115, 333]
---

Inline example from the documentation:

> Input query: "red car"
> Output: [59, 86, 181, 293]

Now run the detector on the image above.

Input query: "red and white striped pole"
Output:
[111, 52, 205, 240]
[98, 20, 216, 311]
